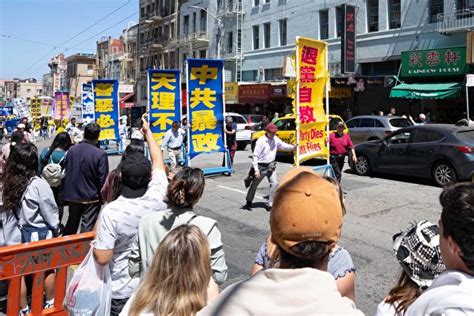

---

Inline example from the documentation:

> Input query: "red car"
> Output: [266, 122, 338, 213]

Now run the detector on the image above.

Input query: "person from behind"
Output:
[62, 123, 109, 235]
[39, 132, 72, 221]
[406, 183, 474, 315]
[198, 168, 363, 315]
[376, 221, 445, 316]
[93, 117, 167, 316]
[120, 225, 214, 316]
[161, 121, 185, 171]
[2, 143, 60, 314]
[251, 174, 355, 300]
[128, 167, 228, 286]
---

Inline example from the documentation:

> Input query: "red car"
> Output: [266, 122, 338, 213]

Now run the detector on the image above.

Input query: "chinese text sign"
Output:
[54, 92, 70, 120]
[82, 83, 95, 124]
[401, 47, 467, 77]
[92, 80, 120, 141]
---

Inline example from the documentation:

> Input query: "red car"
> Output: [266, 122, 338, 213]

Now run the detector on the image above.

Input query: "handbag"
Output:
[64, 243, 112, 315]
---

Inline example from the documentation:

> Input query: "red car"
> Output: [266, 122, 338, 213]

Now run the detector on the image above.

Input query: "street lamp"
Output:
[190, 5, 222, 59]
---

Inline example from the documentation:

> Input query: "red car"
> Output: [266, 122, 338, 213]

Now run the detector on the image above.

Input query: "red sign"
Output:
[238, 84, 270, 103]
[342, 4, 356, 74]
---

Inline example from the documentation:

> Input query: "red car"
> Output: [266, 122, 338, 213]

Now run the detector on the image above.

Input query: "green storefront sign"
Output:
[401, 46, 467, 77]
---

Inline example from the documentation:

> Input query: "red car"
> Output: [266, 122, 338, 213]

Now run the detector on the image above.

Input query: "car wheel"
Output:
[432, 161, 457, 187]
[354, 154, 371, 176]
[237, 142, 247, 151]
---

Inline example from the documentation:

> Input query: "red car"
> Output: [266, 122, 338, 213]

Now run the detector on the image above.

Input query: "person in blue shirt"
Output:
[161, 121, 185, 171]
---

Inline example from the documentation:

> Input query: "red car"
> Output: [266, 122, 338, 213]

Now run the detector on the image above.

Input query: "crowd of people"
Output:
[0, 112, 473, 316]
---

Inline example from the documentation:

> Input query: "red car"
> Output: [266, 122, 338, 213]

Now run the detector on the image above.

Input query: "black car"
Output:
[352, 124, 474, 186]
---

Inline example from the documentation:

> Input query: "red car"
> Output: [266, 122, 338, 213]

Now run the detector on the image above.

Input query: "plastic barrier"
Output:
[0, 232, 94, 315]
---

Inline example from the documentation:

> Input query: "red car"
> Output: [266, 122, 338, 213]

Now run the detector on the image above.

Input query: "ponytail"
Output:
[166, 168, 205, 209]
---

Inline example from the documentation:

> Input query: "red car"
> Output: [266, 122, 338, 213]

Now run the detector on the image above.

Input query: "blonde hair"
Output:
[129, 225, 211, 316]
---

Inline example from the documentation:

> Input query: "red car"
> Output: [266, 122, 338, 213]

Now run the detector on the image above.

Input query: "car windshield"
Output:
[389, 118, 413, 128]
[329, 117, 343, 130]
[249, 115, 263, 123]
[232, 116, 247, 124]
[455, 130, 474, 145]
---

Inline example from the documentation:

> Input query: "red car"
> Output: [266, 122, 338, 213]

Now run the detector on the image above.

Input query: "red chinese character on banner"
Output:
[301, 46, 319, 65]
[409, 52, 423, 67]
[300, 106, 316, 123]
[347, 22, 355, 32]
[444, 49, 460, 65]
[300, 66, 316, 83]
[346, 12, 354, 21]
[299, 87, 312, 103]
[426, 51, 440, 66]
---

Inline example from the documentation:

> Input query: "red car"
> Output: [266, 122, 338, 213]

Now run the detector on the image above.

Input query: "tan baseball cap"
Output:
[270, 167, 343, 255]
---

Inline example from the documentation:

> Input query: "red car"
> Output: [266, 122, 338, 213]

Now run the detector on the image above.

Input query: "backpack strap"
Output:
[186, 214, 199, 225]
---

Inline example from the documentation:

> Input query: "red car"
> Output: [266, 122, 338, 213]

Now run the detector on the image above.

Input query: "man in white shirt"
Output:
[161, 121, 185, 171]
[406, 182, 474, 316]
[93, 117, 167, 316]
[198, 168, 363, 316]
[244, 123, 293, 211]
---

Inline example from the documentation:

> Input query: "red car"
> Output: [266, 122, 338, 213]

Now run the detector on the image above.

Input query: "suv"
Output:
[224, 112, 251, 150]
[345, 115, 413, 145]
[251, 114, 348, 153]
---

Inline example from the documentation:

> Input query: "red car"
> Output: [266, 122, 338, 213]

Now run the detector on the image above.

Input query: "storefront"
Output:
[235, 83, 290, 116]
[389, 46, 473, 123]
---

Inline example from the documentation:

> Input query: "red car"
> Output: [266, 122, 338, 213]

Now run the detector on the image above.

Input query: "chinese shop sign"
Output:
[401, 47, 467, 77]
[341, 4, 356, 74]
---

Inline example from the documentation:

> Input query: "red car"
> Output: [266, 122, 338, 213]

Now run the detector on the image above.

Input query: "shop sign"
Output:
[401, 46, 467, 77]
[325, 87, 352, 99]
[341, 4, 356, 74]
[225, 82, 239, 104]
[238, 84, 270, 103]
[118, 84, 134, 94]
[270, 85, 287, 98]
[467, 74, 474, 87]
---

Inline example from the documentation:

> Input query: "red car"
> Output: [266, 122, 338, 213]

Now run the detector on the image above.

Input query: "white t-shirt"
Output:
[95, 168, 168, 299]
[406, 270, 474, 316]
[119, 294, 153, 316]
[376, 300, 399, 316]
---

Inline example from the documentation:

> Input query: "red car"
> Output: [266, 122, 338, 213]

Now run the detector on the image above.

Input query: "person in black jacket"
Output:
[62, 123, 109, 235]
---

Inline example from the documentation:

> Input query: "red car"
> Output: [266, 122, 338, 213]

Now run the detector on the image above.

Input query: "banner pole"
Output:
[185, 60, 191, 167]
[466, 84, 470, 121]
[326, 43, 330, 166]
[295, 38, 300, 168]
[221, 60, 229, 170]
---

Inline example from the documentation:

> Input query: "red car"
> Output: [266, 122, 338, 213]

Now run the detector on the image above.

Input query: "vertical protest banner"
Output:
[92, 80, 120, 141]
[40, 98, 54, 117]
[54, 92, 70, 120]
[29, 98, 41, 119]
[294, 37, 330, 165]
[147, 69, 181, 144]
[186, 59, 226, 159]
[81, 83, 95, 124]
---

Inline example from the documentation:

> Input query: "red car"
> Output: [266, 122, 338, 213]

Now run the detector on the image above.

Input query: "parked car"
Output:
[224, 112, 251, 150]
[345, 115, 413, 145]
[243, 114, 265, 131]
[352, 124, 474, 186]
[251, 114, 348, 153]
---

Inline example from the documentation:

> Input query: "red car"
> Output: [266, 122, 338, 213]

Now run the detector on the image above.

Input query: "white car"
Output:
[224, 112, 251, 150]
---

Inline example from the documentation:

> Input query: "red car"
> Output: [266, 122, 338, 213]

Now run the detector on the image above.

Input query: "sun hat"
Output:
[392, 220, 446, 288]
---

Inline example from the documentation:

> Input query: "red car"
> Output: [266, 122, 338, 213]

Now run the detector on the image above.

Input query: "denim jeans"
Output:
[20, 225, 52, 243]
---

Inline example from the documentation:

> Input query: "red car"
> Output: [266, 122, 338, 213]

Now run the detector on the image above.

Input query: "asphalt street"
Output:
[34, 138, 444, 315]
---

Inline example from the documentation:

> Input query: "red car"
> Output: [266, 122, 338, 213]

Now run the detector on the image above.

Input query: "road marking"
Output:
[217, 185, 265, 200]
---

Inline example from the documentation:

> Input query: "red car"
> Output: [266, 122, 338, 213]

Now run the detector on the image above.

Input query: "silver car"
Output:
[345, 115, 413, 144]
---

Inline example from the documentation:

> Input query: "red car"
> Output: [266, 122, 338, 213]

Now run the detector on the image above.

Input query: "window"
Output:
[389, 118, 413, 128]
[183, 15, 189, 35]
[412, 130, 444, 143]
[336, 6, 343, 38]
[231, 115, 247, 124]
[375, 120, 384, 128]
[263, 23, 271, 48]
[243, 70, 258, 81]
[192, 12, 196, 33]
[430, 0, 444, 23]
[329, 117, 344, 130]
[388, 0, 401, 29]
[367, 0, 379, 32]
[200, 11, 207, 32]
[140, 6, 145, 18]
[279, 19, 287, 46]
[253, 0, 260, 6]
[227, 32, 233, 53]
[387, 131, 412, 144]
[252, 25, 259, 50]
[264, 0, 271, 3]
[346, 118, 361, 128]
[170, 22, 175, 37]
[264, 68, 283, 80]
[27, 89, 31, 93]
[218, 0, 223, 8]
[457, 0, 474, 10]
[229, 0, 233, 8]
[320, 10, 329, 40]
[200, 50, 207, 58]
[359, 118, 375, 128]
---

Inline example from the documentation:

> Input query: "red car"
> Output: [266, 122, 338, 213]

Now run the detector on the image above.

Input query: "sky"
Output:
[0, 0, 139, 81]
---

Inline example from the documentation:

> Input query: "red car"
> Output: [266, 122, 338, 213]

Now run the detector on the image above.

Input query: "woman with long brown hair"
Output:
[121, 225, 211, 316]
[376, 221, 445, 315]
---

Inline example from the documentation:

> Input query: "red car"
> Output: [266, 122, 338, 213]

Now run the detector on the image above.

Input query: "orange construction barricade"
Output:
[0, 232, 94, 315]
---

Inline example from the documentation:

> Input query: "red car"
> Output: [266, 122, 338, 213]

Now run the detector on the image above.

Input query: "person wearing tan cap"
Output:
[198, 168, 364, 315]
[243, 123, 294, 211]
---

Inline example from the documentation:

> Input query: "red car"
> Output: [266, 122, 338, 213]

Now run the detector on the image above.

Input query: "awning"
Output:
[390, 82, 462, 99]
[120, 93, 135, 108]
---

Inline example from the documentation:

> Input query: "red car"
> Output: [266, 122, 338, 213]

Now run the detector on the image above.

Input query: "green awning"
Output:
[390, 82, 462, 99]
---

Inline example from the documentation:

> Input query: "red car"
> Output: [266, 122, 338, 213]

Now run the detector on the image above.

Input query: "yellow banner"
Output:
[294, 37, 330, 165]
[225, 82, 239, 104]
[30, 98, 41, 119]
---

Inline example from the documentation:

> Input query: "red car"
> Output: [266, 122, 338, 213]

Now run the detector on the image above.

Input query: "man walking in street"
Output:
[63, 122, 109, 235]
[244, 123, 293, 211]
[161, 121, 185, 171]
[94, 117, 167, 316]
